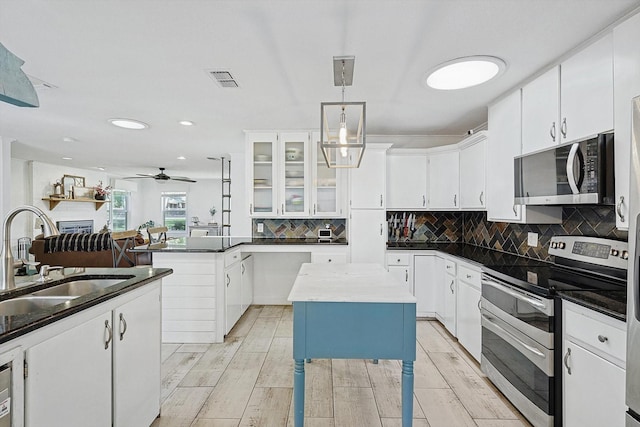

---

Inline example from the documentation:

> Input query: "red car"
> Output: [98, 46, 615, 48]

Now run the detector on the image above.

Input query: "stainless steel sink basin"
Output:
[31, 279, 125, 297]
[0, 296, 76, 316]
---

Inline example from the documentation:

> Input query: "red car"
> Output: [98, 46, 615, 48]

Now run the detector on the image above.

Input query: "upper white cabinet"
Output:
[459, 132, 487, 210]
[522, 67, 561, 154]
[428, 149, 459, 210]
[350, 146, 387, 209]
[386, 153, 428, 210]
[247, 132, 279, 217]
[487, 90, 562, 224]
[280, 132, 311, 217]
[521, 34, 614, 154]
[612, 13, 640, 230]
[311, 131, 345, 217]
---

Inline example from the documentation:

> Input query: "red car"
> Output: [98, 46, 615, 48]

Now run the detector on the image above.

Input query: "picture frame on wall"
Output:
[73, 186, 94, 199]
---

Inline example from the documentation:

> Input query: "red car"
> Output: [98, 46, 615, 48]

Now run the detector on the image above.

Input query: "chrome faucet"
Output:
[37, 264, 64, 283]
[1, 205, 60, 290]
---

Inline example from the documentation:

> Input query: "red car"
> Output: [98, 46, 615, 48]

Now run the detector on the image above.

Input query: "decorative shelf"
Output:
[42, 197, 109, 210]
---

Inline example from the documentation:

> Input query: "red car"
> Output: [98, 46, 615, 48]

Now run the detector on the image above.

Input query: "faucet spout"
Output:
[1, 205, 60, 290]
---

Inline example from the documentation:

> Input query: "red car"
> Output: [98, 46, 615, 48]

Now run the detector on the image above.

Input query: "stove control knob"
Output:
[611, 249, 619, 257]
[558, 242, 566, 249]
[622, 250, 629, 260]
[551, 242, 557, 249]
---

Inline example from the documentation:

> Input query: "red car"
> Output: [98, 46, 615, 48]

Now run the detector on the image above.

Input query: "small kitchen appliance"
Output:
[318, 228, 332, 240]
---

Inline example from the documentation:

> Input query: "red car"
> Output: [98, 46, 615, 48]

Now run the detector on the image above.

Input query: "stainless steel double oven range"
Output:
[480, 235, 628, 427]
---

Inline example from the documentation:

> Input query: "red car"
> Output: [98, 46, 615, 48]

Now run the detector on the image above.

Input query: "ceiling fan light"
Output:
[108, 118, 149, 130]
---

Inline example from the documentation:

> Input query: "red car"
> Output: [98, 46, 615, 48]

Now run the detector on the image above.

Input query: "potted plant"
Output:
[209, 206, 217, 225]
[94, 181, 112, 200]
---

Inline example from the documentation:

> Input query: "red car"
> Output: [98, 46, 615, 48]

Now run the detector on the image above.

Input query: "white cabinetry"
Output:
[441, 258, 457, 336]
[456, 263, 482, 362]
[279, 132, 311, 217]
[414, 254, 442, 318]
[350, 147, 387, 209]
[459, 132, 487, 210]
[241, 255, 254, 313]
[612, 13, 640, 230]
[522, 67, 560, 154]
[428, 149, 459, 210]
[487, 90, 562, 224]
[386, 252, 413, 295]
[562, 301, 626, 427]
[225, 254, 243, 335]
[311, 131, 344, 217]
[386, 153, 428, 210]
[247, 132, 279, 216]
[25, 284, 161, 427]
[349, 209, 386, 264]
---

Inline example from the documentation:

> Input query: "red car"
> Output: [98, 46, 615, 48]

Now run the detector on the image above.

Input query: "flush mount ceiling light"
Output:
[179, 120, 194, 126]
[425, 56, 506, 90]
[108, 118, 149, 130]
[320, 56, 366, 169]
[177, 156, 186, 160]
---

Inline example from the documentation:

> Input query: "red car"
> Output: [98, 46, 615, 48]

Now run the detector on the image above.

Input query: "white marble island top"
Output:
[287, 263, 417, 303]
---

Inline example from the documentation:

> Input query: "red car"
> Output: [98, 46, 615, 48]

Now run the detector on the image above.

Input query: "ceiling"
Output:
[1, 0, 639, 179]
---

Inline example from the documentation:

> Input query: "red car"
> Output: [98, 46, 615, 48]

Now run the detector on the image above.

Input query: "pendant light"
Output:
[320, 56, 366, 168]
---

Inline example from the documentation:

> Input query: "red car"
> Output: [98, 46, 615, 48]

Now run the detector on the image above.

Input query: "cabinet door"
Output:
[280, 132, 310, 217]
[487, 90, 522, 222]
[312, 132, 343, 217]
[521, 66, 560, 154]
[443, 272, 457, 336]
[414, 254, 441, 317]
[225, 262, 243, 334]
[387, 265, 413, 295]
[26, 310, 112, 427]
[561, 33, 614, 143]
[612, 15, 640, 230]
[428, 150, 459, 209]
[563, 341, 625, 427]
[241, 255, 254, 312]
[350, 148, 386, 209]
[349, 209, 386, 265]
[457, 280, 481, 362]
[386, 155, 428, 209]
[459, 137, 486, 209]
[247, 132, 278, 217]
[113, 286, 161, 427]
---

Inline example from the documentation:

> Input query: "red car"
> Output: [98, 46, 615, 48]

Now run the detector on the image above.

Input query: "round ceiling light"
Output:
[108, 118, 149, 130]
[179, 120, 195, 126]
[426, 56, 506, 90]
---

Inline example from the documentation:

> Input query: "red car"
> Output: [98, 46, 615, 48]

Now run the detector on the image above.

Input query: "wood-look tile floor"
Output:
[152, 305, 532, 427]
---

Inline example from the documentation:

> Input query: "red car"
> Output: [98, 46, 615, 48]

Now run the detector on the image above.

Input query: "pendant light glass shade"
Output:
[320, 101, 366, 168]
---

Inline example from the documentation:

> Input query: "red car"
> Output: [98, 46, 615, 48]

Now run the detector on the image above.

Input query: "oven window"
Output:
[483, 327, 553, 414]
[482, 284, 554, 333]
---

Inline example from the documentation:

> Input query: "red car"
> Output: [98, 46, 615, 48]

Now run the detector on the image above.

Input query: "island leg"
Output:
[402, 360, 414, 427]
[294, 359, 305, 427]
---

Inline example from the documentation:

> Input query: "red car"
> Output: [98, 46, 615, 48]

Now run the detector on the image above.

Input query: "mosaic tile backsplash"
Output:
[387, 206, 628, 262]
[253, 218, 346, 239]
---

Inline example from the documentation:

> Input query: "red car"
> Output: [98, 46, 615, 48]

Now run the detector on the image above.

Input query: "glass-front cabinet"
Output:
[280, 132, 310, 217]
[312, 131, 342, 217]
[249, 132, 278, 216]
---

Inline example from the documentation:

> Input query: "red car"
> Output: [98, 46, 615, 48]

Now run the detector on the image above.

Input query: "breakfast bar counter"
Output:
[288, 263, 417, 427]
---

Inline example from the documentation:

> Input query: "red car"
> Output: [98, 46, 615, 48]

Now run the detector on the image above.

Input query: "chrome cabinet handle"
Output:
[513, 204, 517, 216]
[423, 195, 426, 207]
[281, 204, 284, 214]
[550, 121, 556, 142]
[119, 313, 127, 341]
[617, 196, 625, 223]
[405, 270, 408, 282]
[313, 204, 316, 215]
[104, 320, 112, 350]
[479, 191, 484, 205]
[380, 224, 383, 236]
[560, 117, 567, 138]
[380, 195, 383, 207]
[564, 348, 571, 374]
[327, 259, 332, 263]
[598, 335, 608, 343]
[466, 274, 472, 279]
[477, 299, 481, 311]
[453, 194, 457, 207]
[226, 274, 230, 287]
[241, 263, 245, 274]
[450, 280, 454, 294]
[249, 203, 253, 215]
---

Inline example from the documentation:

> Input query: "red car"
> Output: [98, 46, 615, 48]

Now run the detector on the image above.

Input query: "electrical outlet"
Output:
[257, 223, 264, 233]
[527, 232, 538, 247]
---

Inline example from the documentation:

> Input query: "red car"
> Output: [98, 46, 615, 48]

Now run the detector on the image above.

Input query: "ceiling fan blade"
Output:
[123, 175, 155, 180]
[136, 173, 156, 177]
[171, 177, 197, 183]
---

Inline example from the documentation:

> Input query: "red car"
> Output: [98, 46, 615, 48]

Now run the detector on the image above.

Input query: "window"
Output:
[161, 192, 187, 235]
[110, 190, 129, 232]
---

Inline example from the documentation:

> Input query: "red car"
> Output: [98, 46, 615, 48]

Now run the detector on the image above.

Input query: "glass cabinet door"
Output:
[280, 132, 309, 216]
[249, 133, 278, 216]
[312, 132, 341, 217]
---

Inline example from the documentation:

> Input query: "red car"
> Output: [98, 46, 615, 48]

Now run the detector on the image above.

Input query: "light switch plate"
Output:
[527, 232, 538, 247]
[257, 223, 264, 233]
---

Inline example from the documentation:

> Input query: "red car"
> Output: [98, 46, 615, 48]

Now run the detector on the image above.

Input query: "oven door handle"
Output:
[481, 279, 547, 310]
[482, 312, 546, 359]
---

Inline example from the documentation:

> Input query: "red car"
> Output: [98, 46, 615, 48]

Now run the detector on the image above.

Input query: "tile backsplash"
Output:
[253, 218, 346, 239]
[387, 206, 628, 261]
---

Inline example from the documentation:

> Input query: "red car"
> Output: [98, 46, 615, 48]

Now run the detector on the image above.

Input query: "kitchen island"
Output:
[288, 263, 417, 427]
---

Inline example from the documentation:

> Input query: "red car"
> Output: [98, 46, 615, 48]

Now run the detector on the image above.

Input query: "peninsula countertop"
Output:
[130, 236, 348, 253]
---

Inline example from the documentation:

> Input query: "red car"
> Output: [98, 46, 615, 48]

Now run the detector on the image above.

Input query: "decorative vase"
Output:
[95, 194, 106, 200]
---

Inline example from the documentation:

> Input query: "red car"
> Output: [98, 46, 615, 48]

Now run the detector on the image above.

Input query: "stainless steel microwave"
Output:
[514, 133, 615, 205]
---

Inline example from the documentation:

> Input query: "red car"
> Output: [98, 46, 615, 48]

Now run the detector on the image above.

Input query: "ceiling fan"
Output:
[124, 167, 196, 183]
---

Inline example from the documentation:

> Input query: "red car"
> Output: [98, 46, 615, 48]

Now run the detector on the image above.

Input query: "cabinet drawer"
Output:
[458, 264, 481, 288]
[311, 253, 347, 264]
[387, 253, 411, 266]
[224, 250, 242, 267]
[444, 259, 456, 275]
[564, 303, 626, 363]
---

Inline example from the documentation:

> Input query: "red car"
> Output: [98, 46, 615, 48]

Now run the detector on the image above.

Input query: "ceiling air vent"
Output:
[207, 70, 239, 88]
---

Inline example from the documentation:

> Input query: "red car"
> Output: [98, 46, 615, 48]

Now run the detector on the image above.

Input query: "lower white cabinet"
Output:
[456, 264, 482, 362]
[25, 284, 161, 427]
[241, 255, 254, 313]
[225, 260, 243, 335]
[562, 301, 626, 427]
[386, 252, 413, 296]
[414, 254, 441, 317]
[441, 257, 457, 336]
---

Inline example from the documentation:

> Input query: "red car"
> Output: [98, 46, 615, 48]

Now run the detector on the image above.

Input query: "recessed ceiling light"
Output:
[179, 120, 194, 126]
[108, 118, 149, 130]
[96, 167, 106, 171]
[425, 56, 506, 90]
[62, 157, 72, 160]
[177, 156, 186, 160]
[62, 136, 77, 143]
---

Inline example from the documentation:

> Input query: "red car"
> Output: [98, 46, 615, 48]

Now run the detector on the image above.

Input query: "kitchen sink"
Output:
[0, 296, 76, 316]
[31, 279, 126, 297]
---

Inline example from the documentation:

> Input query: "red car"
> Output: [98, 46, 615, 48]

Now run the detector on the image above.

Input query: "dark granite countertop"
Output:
[557, 290, 627, 322]
[131, 236, 348, 253]
[0, 267, 172, 345]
